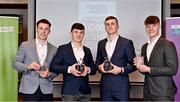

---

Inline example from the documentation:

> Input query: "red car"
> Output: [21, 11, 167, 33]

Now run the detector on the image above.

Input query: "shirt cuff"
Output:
[121, 67, 124, 73]
[67, 66, 71, 73]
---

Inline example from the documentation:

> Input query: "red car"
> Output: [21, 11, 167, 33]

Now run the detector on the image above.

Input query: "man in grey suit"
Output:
[134, 15, 178, 101]
[13, 19, 57, 101]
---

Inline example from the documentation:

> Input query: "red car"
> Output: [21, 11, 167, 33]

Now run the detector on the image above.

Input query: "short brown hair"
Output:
[37, 19, 51, 27]
[71, 23, 85, 32]
[105, 16, 118, 25]
[144, 15, 160, 25]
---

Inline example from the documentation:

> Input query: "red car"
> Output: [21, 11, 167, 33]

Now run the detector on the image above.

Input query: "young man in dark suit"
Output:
[50, 23, 96, 101]
[96, 16, 136, 101]
[134, 15, 178, 101]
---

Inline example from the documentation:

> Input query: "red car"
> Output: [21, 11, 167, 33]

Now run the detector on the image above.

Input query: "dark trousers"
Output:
[101, 90, 129, 101]
[144, 93, 174, 101]
[22, 86, 53, 101]
[62, 92, 91, 101]
[144, 86, 174, 101]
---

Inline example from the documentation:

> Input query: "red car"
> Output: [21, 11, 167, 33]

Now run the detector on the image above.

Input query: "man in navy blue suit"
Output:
[96, 16, 136, 101]
[50, 23, 96, 101]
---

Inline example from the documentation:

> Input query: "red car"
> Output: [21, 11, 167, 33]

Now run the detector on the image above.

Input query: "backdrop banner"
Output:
[0, 16, 19, 101]
[166, 17, 180, 101]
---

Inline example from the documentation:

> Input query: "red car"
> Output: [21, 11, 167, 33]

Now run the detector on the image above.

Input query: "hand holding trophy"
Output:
[75, 58, 85, 73]
[39, 62, 49, 78]
[135, 50, 144, 68]
[39, 62, 47, 71]
[103, 56, 113, 71]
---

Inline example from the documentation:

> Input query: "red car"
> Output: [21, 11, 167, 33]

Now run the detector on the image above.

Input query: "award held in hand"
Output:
[39, 62, 48, 78]
[75, 58, 85, 73]
[136, 50, 144, 67]
[39, 62, 47, 71]
[103, 57, 113, 71]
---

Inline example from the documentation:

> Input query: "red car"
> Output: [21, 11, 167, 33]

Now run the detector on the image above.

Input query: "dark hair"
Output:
[104, 16, 118, 25]
[144, 15, 160, 25]
[37, 19, 51, 27]
[71, 23, 85, 32]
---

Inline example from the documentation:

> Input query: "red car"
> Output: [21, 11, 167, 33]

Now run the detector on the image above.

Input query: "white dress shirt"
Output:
[105, 35, 124, 73]
[106, 35, 119, 59]
[68, 42, 86, 73]
[147, 35, 161, 61]
[71, 42, 85, 63]
[36, 39, 47, 66]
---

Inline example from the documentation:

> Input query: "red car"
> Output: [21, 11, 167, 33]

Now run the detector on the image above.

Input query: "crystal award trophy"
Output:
[39, 62, 47, 78]
[39, 62, 47, 71]
[136, 50, 144, 67]
[75, 58, 85, 73]
[103, 57, 113, 71]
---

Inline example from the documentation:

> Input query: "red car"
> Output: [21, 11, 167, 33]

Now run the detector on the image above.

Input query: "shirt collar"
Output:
[36, 39, 47, 46]
[71, 42, 83, 49]
[107, 33, 119, 42]
[148, 34, 161, 44]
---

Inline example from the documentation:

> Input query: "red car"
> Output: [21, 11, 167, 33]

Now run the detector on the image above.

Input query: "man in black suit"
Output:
[96, 16, 136, 101]
[134, 15, 178, 101]
[50, 23, 96, 101]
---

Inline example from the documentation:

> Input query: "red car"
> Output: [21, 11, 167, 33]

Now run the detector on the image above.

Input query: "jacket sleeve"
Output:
[50, 46, 69, 75]
[95, 41, 104, 73]
[47, 47, 58, 81]
[86, 48, 97, 75]
[121, 40, 136, 76]
[12, 42, 29, 73]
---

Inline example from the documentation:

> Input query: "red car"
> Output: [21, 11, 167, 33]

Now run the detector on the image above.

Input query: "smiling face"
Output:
[105, 19, 119, 35]
[36, 22, 50, 41]
[70, 23, 85, 44]
[71, 29, 84, 43]
[145, 23, 160, 38]
[144, 16, 160, 39]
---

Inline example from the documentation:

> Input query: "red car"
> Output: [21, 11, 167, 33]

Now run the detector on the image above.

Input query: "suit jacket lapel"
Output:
[111, 36, 121, 60]
[45, 42, 51, 65]
[82, 46, 87, 62]
[83, 46, 86, 61]
[142, 43, 148, 64]
[102, 39, 108, 59]
[149, 37, 162, 63]
[67, 42, 77, 63]
[32, 40, 40, 64]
